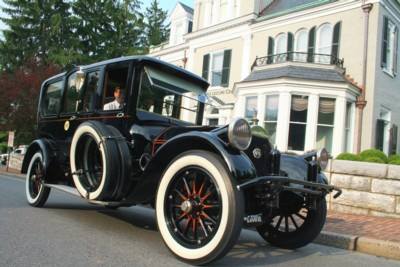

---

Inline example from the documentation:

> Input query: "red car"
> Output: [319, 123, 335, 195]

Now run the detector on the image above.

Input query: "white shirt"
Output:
[103, 100, 123, 111]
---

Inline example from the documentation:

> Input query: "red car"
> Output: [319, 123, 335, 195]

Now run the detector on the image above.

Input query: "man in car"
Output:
[103, 86, 125, 110]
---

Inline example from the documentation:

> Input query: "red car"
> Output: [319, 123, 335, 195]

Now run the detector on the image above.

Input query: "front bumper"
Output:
[237, 175, 342, 199]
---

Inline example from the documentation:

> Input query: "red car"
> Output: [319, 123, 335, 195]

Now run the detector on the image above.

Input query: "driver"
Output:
[103, 86, 125, 110]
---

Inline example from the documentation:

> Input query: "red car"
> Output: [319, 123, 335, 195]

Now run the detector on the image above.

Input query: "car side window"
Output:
[102, 65, 128, 111]
[64, 72, 85, 114]
[41, 80, 63, 116]
[81, 71, 100, 112]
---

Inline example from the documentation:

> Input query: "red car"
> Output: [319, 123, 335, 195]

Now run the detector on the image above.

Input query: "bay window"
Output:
[344, 102, 354, 152]
[288, 95, 308, 151]
[264, 95, 279, 145]
[316, 97, 335, 152]
[245, 96, 258, 125]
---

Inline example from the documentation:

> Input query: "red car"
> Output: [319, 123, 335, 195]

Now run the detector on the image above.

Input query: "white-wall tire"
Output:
[156, 150, 243, 265]
[25, 152, 50, 207]
[70, 121, 121, 201]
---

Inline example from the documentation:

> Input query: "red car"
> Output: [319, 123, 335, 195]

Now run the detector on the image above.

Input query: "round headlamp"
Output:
[317, 148, 329, 170]
[228, 118, 252, 151]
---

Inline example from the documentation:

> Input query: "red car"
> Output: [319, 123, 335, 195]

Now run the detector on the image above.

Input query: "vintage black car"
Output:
[22, 56, 341, 265]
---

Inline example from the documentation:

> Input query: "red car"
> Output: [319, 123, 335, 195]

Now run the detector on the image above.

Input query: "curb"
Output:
[314, 230, 400, 261]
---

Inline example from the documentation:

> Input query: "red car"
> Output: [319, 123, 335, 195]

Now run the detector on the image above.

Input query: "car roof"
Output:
[42, 56, 210, 90]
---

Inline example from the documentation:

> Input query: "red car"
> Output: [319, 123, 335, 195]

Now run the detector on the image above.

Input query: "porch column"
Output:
[241, 33, 252, 80]
[305, 94, 319, 151]
[276, 92, 291, 151]
[332, 96, 347, 156]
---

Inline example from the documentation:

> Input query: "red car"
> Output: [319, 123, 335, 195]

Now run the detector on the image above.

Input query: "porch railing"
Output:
[251, 52, 344, 69]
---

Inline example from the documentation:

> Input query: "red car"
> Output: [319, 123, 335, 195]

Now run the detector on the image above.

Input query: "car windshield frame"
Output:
[136, 66, 207, 125]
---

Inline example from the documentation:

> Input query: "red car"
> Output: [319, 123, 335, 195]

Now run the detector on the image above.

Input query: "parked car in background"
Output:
[1, 146, 27, 165]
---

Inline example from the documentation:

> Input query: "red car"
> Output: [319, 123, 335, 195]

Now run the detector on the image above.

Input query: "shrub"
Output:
[0, 143, 7, 154]
[362, 157, 386, 164]
[389, 158, 400, 165]
[359, 149, 388, 163]
[336, 153, 361, 161]
[388, 154, 400, 163]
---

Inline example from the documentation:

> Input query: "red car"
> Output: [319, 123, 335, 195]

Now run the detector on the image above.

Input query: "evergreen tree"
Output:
[145, 0, 169, 48]
[72, 0, 145, 63]
[0, 0, 75, 71]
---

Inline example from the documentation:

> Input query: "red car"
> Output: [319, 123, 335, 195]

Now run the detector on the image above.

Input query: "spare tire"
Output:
[70, 121, 128, 201]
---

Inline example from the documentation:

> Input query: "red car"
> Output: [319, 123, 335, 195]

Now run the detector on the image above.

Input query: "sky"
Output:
[0, 0, 193, 32]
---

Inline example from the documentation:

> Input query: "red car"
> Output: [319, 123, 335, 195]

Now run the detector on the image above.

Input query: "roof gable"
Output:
[259, 0, 337, 19]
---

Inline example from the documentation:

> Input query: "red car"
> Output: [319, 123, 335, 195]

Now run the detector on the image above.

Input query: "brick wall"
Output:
[325, 160, 400, 218]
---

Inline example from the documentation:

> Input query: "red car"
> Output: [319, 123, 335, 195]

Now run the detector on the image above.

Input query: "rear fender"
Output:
[130, 132, 257, 203]
[21, 139, 57, 175]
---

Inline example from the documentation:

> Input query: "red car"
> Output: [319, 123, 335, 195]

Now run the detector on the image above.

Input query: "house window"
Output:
[294, 29, 308, 62]
[202, 50, 232, 87]
[264, 95, 279, 145]
[344, 102, 354, 152]
[288, 95, 309, 151]
[208, 118, 219, 126]
[316, 23, 333, 64]
[376, 108, 391, 154]
[245, 96, 258, 125]
[275, 33, 287, 63]
[316, 98, 336, 153]
[382, 17, 398, 76]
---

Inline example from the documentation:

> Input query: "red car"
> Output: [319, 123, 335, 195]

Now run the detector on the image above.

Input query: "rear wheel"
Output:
[156, 150, 243, 265]
[256, 192, 327, 249]
[25, 152, 50, 207]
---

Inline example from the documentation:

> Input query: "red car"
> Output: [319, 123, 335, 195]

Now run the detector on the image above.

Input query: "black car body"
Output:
[22, 56, 341, 265]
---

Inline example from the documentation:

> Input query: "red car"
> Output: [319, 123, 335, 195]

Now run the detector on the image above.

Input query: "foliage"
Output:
[145, 0, 169, 48]
[0, 60, 60, 145]
[389, 159, 400, 165]
[359, 149, 388, 163]
[0, 0, 169, 70]
[388, 154, 400, 163]
[0, 143, 7, 153]
[362, 157, 386, 164]
[336, 153, 361, 161]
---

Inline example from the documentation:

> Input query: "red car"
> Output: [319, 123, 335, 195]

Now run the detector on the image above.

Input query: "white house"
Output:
[149, 0, 400, 156]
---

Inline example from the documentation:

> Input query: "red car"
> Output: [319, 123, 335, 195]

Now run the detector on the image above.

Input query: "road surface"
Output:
[1, 173, 399, 267]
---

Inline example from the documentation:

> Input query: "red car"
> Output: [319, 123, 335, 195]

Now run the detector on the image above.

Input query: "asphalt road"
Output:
[1, 173, 400, 267]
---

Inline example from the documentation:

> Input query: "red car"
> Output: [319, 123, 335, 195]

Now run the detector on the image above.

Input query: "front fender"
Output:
[21, 139, 56, 175]
[130, 131, 257, 203]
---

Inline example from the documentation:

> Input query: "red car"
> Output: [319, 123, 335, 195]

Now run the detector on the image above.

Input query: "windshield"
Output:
[137, 66, 207, 124]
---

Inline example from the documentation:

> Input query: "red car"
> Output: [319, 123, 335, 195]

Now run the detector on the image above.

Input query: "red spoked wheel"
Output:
[166, 167, 222, 247]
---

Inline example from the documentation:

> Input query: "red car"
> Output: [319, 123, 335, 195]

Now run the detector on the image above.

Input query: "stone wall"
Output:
[325, 160, 400, 218]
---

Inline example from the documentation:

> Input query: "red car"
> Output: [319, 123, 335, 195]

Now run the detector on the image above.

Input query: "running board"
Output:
[43, 183, 132, 207]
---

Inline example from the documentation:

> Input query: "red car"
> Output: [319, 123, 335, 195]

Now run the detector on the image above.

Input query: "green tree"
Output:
[144, 0, 169, 48]
[0, 0, 76, 71]
[72, 0, 145, 63]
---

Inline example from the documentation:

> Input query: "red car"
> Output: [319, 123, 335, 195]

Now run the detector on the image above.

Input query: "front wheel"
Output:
[256, 192, 327, 249]
[25, 152, 50, 207]
[156, 150, 243, 265]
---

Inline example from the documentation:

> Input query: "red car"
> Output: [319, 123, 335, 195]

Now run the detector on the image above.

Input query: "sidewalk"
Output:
[1, 168, 399, 260]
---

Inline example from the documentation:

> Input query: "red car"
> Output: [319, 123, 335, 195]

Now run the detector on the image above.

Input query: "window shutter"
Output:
[221, 49, 232, 87]
[202, 54, 210, 80]
[394, 27, 398, 75]
[376, 119, 385, 151]
[391, 124, 398, 155]
[331, 22, 342, 64]
[308, 26, 316, 63]
[382, 17, 389, 68]
[188, 21, 193, 33]
[287, 32, 294, 61]
[267, 37, 275, 64]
